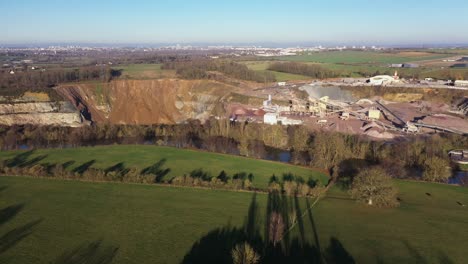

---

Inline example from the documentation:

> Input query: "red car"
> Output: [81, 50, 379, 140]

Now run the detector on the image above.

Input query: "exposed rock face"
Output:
[0, 102, 58, 114]
[0, 113, 82, 127]
[455, 97, 468, 116]
[56, 79, 234, 124]
[0, 102, 82, 127]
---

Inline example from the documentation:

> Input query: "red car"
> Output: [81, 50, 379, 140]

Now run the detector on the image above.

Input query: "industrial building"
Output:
[402, 63, 419, 68]
[263, 113, 302, 126]
[389, 63, 419, 68]
[277, 116, 303, 125]
[368, 75, 400, 86]
[368, 108, 381, 120]
[455, 80, 468, 87]
[449, 150, 468, 165]
[263, 113, 278, 125]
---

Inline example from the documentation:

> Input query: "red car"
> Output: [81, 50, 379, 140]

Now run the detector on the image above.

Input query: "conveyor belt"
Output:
[375, 101, 406, 125]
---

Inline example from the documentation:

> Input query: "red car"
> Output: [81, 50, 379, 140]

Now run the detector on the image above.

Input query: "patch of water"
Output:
[448, 171, 468, 185]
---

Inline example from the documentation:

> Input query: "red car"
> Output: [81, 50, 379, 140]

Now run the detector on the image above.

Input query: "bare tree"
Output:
[422, 157, 451, 183]
[231, 242, 260, 264]
[350, 167, 399, 207]
[269, 212, 285, 246]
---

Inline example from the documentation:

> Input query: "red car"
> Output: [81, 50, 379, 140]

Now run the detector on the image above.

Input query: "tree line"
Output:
[0, 66, 120, 99]
[0, 154, 258, 192]
[162, 59, 276, 83]
[268, 62, 338, 79]
[0, 121, 466, 186]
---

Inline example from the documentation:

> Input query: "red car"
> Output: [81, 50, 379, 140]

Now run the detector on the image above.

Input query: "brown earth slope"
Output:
[56, 79, 237, 124]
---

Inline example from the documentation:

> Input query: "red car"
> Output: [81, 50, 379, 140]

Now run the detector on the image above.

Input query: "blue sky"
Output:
[2, 0, 468, 45]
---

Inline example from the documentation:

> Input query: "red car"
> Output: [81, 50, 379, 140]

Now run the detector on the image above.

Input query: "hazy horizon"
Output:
[2, 42, 468, 49]
[2, 0, 468, 46]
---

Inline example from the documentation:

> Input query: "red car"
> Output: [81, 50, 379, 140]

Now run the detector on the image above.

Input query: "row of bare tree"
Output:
[0, 121, 466, 184]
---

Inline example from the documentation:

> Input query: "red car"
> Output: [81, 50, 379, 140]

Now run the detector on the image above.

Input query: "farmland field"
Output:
[274, 51, 453, 65]
[241, 56, 468, 79]
[0, 145, 328, 189]
[0, 176, 467, 263]
[113, 64, 175, 79]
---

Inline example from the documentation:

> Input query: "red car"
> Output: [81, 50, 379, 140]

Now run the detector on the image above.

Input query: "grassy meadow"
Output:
[0, 176, 467, 263]
[242, 49, 468, 79]
[0, 145, 328, 189]
[274, 51, 452, 64]
[113, 64, 175, 79]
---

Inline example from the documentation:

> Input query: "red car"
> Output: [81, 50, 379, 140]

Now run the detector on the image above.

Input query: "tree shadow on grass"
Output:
[189, 168, 211, 181]
[62, 161, 76, 169]
[53, 239, 119, 264]
[244, 193, 260, 242]
[141, 159, 171, 183]
[0, 186, 6, 193]
[182, 225, 246, 264]
[5, 151, 35, 167]
[436, 250, 454, 264]
[0, 219, 42, 254]
[305, 198, 323, 257]
[72, 160, 96, 174]
[305, 198, 355, 264]
[0, 204, 24, 227]
[0, 203, 39, 257]
[105, 163, 127, 174]
[182, 192, 348, 264]
[402, 240, 427, 264]
[323, 237, 355, 264]
[20, 155, 48, 168]
[336, 159, 369, 190]
[105, 162, 130, 178]
[5, 151, 47, 168]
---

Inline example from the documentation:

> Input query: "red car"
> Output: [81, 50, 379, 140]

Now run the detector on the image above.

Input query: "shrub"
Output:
[28, 164, 48, 177]
[243, 179, 252, 190]
[171, 176, 185, 185]
[268, 182, 281, 193]
[422, 157, 451, 182]
[283, 181, 298, 196]
[297, 183, 310, 197]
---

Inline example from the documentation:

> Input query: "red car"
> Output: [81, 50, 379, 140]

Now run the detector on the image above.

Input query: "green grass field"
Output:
[0, 145, 328, 189]
[0, 176, 467, 263]
[460, 164, 468, 171]
[275, 51, 452, 64]
[260, 50, 465, 78]
[113, 64, 175, 79]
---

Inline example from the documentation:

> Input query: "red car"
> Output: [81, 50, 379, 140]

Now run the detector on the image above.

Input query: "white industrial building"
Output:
[455, 80, 468, 87]
[368, 109, 381, 120]
[368, 75, 400, 86]
[278, 117, 303, 125]
[263, 113, 278, 125]
[263, 113, 303, 126]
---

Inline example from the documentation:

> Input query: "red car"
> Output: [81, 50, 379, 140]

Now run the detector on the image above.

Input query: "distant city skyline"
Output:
[2, 0, 468, 46]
